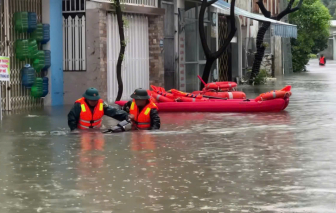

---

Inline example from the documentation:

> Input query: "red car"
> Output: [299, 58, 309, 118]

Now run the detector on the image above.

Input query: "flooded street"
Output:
[1, 59, 336, 212]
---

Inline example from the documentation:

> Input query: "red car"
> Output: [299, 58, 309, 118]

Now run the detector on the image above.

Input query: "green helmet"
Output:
[130, 88, 150, 100]
[83, 87, 100, 101]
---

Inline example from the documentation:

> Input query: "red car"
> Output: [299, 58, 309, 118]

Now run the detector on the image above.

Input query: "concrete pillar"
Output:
[148, 15, 165, 87]
[177, 0, 185, 91]
[274, 36, 282, 77]
[235, 16, 242, 80]
[42, 0, 64, 106]
[86, 2, 108, 100]
[333, 34, 336, 60]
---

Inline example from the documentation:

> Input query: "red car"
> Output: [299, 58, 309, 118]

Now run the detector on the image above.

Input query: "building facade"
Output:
[319, 20, 336, 60]
[174, 0, 297, 92]
[62, 0, 165, 104]
[63, 0, 298, 101]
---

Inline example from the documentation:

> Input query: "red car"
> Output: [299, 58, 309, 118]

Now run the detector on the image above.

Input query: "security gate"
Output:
[107, 13, 149, 103]
[0, 0, 5, 112]
[0, 0, 43, 111]
[218, 14, 231, 81]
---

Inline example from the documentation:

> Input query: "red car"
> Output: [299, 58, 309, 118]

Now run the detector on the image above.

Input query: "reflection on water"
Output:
[0, 59, 336, 212]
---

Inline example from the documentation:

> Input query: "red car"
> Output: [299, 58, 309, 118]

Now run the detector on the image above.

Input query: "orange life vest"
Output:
[320, 57, 325, 64]
[75, 97, 104, 129]
[129, 99, 158, 129]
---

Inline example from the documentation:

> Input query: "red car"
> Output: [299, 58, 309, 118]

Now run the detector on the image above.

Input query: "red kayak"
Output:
[115, 97, 289, 112]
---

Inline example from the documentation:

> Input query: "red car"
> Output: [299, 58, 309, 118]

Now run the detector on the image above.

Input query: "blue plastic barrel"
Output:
[21, 64, 36, 88]
[41, 24, 50, 44]
[43, 50, 51, 71]
[28, 12, 37, 33]
[42, 77, 49, 97]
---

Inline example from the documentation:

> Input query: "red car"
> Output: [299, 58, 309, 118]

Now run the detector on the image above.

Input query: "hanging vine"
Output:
[111, 0, 126, 101]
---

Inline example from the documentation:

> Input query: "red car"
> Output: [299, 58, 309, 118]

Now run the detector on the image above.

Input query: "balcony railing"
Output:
[87, 0, 158, 8]
[123, 0, 158, 7]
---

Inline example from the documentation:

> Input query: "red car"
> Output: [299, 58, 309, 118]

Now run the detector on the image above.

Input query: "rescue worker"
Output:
[68, 87, 133, 131]
[319, 54, 326, 65]
[123, 88, 160, 130]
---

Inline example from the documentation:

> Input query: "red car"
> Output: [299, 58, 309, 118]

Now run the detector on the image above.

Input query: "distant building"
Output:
[319, 20, 336, 60]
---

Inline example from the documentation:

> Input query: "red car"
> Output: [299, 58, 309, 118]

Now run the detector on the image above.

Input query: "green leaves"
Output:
[289, 0, 331, 72]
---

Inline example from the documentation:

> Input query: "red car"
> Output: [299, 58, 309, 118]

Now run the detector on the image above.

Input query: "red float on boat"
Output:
[151, 91, 175, 102]
[170, 89, 203, 99]
[203, 91, 246, 99]
[204, 81, 237, 91]
[254, 85, 292, 102]
[176, 97, 209, 102]
[192, 89, 246, 99]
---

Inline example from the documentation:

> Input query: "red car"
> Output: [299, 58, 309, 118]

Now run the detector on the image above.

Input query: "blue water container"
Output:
[42, 77, 49, 97]
[43, 50, 51, 71]
[41, 24, 50, 44]
[21, 64, 36, 88]
[27, 12, 37, 33]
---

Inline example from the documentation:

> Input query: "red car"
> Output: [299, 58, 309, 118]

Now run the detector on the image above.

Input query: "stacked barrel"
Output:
[14, 12, 51, 98]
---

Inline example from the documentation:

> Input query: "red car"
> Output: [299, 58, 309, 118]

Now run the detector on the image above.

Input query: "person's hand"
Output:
[128, 114, 135, 121]
[70, 129, 80, 134]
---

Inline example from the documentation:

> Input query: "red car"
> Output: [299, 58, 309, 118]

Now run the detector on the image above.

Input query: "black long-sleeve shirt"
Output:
[68, 101, 129, 131]
[123, 100, 160, 130]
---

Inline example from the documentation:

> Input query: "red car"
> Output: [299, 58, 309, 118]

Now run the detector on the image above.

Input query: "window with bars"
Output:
[62, 0, 86, 71]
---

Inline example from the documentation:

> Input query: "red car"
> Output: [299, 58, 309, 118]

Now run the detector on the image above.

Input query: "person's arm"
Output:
[150, 109, 160, 130]
[67, 103, 81, 131]
[103, 102, 129, 121]
[122, 100, 133, 113]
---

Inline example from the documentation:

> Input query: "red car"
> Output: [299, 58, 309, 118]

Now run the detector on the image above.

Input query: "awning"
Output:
[211, 0, 297, 38]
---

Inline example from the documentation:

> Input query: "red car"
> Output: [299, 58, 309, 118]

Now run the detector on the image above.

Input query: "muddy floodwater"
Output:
[0, 59, 336, 212]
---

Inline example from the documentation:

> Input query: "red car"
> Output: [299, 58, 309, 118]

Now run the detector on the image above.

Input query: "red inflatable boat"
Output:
[116, 86, 292, 113]
[115, 97, 290, 112]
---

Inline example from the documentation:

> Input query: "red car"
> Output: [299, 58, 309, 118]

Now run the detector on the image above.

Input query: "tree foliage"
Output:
[321, 0, 336, 19]
[290, 0, 331, 72]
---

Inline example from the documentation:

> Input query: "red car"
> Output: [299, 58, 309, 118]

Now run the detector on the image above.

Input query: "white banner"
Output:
[0, 56, 10, 82]
[0, 56, 9, 120]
